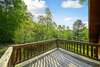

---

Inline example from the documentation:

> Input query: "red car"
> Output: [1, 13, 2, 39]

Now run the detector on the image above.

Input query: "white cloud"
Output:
[32, 13, 46, 17]
[61, 0, 82, 8]
[83, 21, 88, 27]
[24, 0, 46, 10]
[24, 0, 47, 17]
[32, 0, 47, 9]
[64, 17, 73, 21]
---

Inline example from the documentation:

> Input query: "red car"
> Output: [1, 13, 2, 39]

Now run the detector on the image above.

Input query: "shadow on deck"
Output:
[16, 48, 100, 67]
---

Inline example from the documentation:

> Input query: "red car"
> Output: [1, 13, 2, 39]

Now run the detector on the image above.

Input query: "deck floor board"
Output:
[16, 49, 100, 67]
[31, 50, 95, 67]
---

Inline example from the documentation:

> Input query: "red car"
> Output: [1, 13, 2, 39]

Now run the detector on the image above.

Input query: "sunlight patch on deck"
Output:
[16, 49, 100, 67]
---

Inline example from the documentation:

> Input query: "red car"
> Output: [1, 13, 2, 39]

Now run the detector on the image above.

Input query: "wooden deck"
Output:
[16, 49, 100, 67]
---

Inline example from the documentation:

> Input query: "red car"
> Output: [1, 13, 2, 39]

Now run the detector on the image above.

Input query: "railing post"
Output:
[0, 47, 14, 67]
[98, 46, 100, 60]
[56, 38, 59, 49]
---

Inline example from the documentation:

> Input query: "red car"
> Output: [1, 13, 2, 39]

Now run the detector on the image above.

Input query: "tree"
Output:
[45, 8, 53, 26]
[72, 19, 89, 41]
[79, 0, 87, 4]
[0, 0, 15, 43]
[0, 0, 34, 44]
[80, 26, 89, 41]
[72, 19, 84, 41]
[38, 15, 46, 24]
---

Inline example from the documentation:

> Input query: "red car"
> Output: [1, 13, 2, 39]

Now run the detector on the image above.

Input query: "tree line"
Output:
[0, 0, 88, 44]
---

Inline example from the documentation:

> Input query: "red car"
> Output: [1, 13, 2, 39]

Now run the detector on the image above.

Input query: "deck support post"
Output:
[89, 0, 100, 43]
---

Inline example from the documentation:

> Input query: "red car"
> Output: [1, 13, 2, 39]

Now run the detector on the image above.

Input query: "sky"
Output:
[24, 0, 88, 28]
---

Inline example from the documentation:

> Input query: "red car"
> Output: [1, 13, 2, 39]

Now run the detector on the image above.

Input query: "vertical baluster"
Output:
[73, 42, 75, 52]
[12, 47, 17, 65]
[89, 45, 91, 57]
[71, 42, 73, 52]
[73, 42, 74, 52]
[71, 41, 73, 52]
[83, 44, 85, 55]
[37, 43, 39, 55]
[71, 42, 74, 52]
[26, 48, 28, 60]
[87, 44, 89, 56]
[84, 44, 86, 55]
[43, 42, 45, 53]
[81, 43, 83, 55]
[17, 48, 21, 63]
[30, 45, 33, 59]
[69, 41, 70, 50]
[34, 45, 36, 56]
[21, 48, 23, 61]
[43, 42, 45, 52]
[69, 42, 70, 51]
[67, 42, 69, 50]
[35, 44, 37, 56]
[31, 46, 34, 57]
[79, 43, 81, 54]
[42, 43, 44, 53]
[77, 42, 78, 53]
[28, 47, 30, 59]
[45, 42, 47, 52]
[70, 41, 72, 51]
[95, 46, 98, 60]
[47, 42, 48, 51]
[70, 42, 72, 51]
[68, 41, 69, 50]
[67, 41, 69, 50]
[46, 43, 48, 51]
[91, 46, 93, 58]
[66, 41, 68, 50]
[45, 42, 47, 51]
[65, 40, 66, 50]
[23, 48, 26, 60]
[77, 42, 79, 54]
[64, 40, 66, 49]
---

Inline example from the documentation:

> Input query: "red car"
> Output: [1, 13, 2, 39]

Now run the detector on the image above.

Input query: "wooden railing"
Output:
[0, 39, 100, 67]
[58, 39, 100, 61]
[0, 39, 57, 67]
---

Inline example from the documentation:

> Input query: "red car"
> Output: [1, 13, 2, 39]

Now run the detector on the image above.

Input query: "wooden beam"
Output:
[89, 0, 100, 43]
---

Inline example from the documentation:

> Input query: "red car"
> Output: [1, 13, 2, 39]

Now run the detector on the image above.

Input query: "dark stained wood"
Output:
[89, 0, 100, 43]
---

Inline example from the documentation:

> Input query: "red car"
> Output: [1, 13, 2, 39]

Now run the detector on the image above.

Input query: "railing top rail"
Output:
[10, 38, 100, 47]
[10, 39, 57, 47]
[58, 39, 100, 46]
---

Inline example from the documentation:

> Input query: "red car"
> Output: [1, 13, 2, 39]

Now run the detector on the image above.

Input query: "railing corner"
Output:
[0, 47, 14, 67]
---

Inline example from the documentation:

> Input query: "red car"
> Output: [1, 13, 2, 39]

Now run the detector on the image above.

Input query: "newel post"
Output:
[56, 38, 59, 49]
[0, 47, 14, 67]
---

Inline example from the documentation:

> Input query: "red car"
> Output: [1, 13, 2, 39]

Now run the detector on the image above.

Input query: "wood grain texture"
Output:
[19, 49, 100, 67]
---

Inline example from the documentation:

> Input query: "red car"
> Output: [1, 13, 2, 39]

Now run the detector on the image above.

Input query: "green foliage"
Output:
[79, 0, 87, 4]
[72, 19, 89, 41]
[0, 0, 89, 44]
